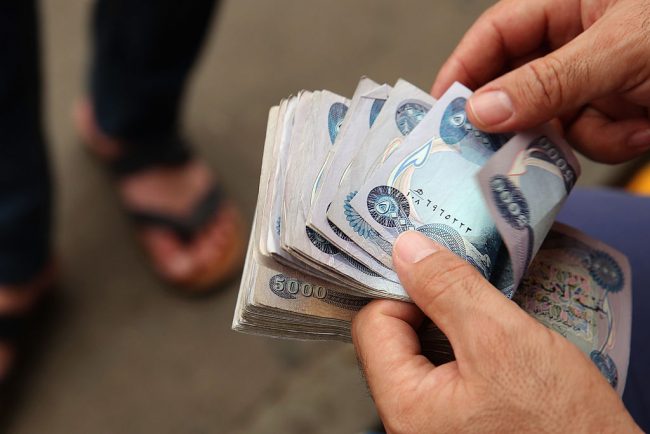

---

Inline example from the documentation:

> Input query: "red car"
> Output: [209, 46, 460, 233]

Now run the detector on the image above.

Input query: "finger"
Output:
[352, 300, 433, 396]
[432, 0, 581, 97]
[467, 7, 650, 131]
[590, 96, 648, 122]
[568, 106, 650, 163]
[507, 48, 550, 71]
[392, 231, 532, 364]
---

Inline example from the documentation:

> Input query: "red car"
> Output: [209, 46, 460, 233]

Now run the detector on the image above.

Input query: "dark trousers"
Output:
[0, 0, 217, 284]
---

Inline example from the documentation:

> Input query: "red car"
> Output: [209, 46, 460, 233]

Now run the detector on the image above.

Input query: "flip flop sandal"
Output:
[99, 140, 244, 293]
[76, 100, 244, 293]
[126, 180, 245, 293]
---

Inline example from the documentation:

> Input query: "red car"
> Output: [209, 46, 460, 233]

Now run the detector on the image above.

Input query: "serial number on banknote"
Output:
[408, 189, 473, 233]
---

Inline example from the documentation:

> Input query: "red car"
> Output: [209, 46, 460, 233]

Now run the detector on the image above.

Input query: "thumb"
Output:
[393, 231, 533, 364]
[466, 19, 632, 132]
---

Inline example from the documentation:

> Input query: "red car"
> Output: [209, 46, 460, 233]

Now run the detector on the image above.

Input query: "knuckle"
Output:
[523, 55, 568, 111]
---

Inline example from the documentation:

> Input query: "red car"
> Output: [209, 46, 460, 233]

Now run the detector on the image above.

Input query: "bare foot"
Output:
[75, 100, 244, 292]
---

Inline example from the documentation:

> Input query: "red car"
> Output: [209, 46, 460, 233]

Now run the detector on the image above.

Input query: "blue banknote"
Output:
[478, 125, 581, 291]
[281, 89, 407, 298]
[350, 82, 509, 278]
[307, 81, 400, 282]
[327, 80, 436, 269]
[234, 86, 631, 383]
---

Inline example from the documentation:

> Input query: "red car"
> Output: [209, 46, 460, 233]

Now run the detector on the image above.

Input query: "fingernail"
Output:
[628, 129, 650, 149]
[469, 90, 514, 126]
[394, 231, 440, 264]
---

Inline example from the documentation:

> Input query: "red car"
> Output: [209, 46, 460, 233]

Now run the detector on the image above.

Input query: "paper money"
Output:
[234, 220, 631, 393]
[478, 125, 582, 291]
[513, 223, 631, 396]
[282, 90, 348, 254]
[233, 79, 631, 393]
[327, 80, 436, 266]
[235, 104, 371, 339]
[349, 82, 509, 273]
[263, 94, 307, 266]
[280, 88, 407, 298]
[307, 79, 397, 282]
[258, 100, 285, 257]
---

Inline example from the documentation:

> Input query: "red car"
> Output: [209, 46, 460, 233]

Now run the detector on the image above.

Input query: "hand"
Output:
[432, 0, 650, 164]
[352, 231, 640, 433]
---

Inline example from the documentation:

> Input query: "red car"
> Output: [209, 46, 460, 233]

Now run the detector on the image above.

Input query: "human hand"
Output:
[352, 231, 640, 433]
[432, 0, 650, 163]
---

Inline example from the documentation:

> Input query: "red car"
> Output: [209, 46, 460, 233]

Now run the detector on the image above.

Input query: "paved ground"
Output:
[3, 0, 637, 432]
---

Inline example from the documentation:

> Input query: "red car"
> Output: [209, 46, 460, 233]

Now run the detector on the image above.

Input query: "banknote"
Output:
[307, 78, 398, 281]
[234, 86, 632, 396]
[513, 223, 631, 396]
[264, 94, 305, 266]
[349, 82, 509, 274]
[307, 78, 382, 241]
[258, 101, 285, 257]
[327, 80, 435, 265]
[281, 89, 328, 250]
[262, 94, 354, 284]
[275, 91, 362, 285]
[236, 99, 375, 336]
[279, 88, 408, 298]
[235, 137, 445, 349]
[234, 218, 452, 359]
[234, 221, 369, 341]
[478, 125, 582, 291]
[236, 220, 631, 395]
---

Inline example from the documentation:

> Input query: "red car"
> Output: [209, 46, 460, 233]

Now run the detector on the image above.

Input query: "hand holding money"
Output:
[232, 77, 633, 398]
[353, 231, 642, 434]
[231, 0, 649, 429]
[433, 0, 650, 164]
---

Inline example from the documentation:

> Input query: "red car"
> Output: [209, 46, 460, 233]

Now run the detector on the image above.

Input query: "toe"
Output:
[140, 229, 199, 283]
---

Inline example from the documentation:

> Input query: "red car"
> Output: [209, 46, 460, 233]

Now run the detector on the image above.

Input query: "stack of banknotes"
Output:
[232, 78, 632, 395]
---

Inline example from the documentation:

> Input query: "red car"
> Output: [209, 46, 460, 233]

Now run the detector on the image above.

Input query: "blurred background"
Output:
[2, 0, 644, 432]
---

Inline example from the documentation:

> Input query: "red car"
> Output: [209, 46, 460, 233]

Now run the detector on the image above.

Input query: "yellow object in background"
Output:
[627, 162, 650, 195]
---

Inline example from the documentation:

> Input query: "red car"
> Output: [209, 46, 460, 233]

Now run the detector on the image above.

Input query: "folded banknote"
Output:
[232, 78, 632, 396]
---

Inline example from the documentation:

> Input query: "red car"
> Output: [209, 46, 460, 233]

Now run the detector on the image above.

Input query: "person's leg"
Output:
[0, 0, 54, 380]
[79, 0, 243, 292]
[558, 188, 650, 432]
[0, 1, 51, 285]
[90, 0, 218, 164]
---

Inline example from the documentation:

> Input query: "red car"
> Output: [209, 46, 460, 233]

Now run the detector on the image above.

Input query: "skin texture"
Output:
[352, 231, 641, 433]
[432, 0, 650, 163]
[353, 4, 650, 429]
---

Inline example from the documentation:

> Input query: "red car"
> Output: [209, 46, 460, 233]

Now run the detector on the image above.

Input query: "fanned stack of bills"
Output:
[232, 78, 632, 395]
